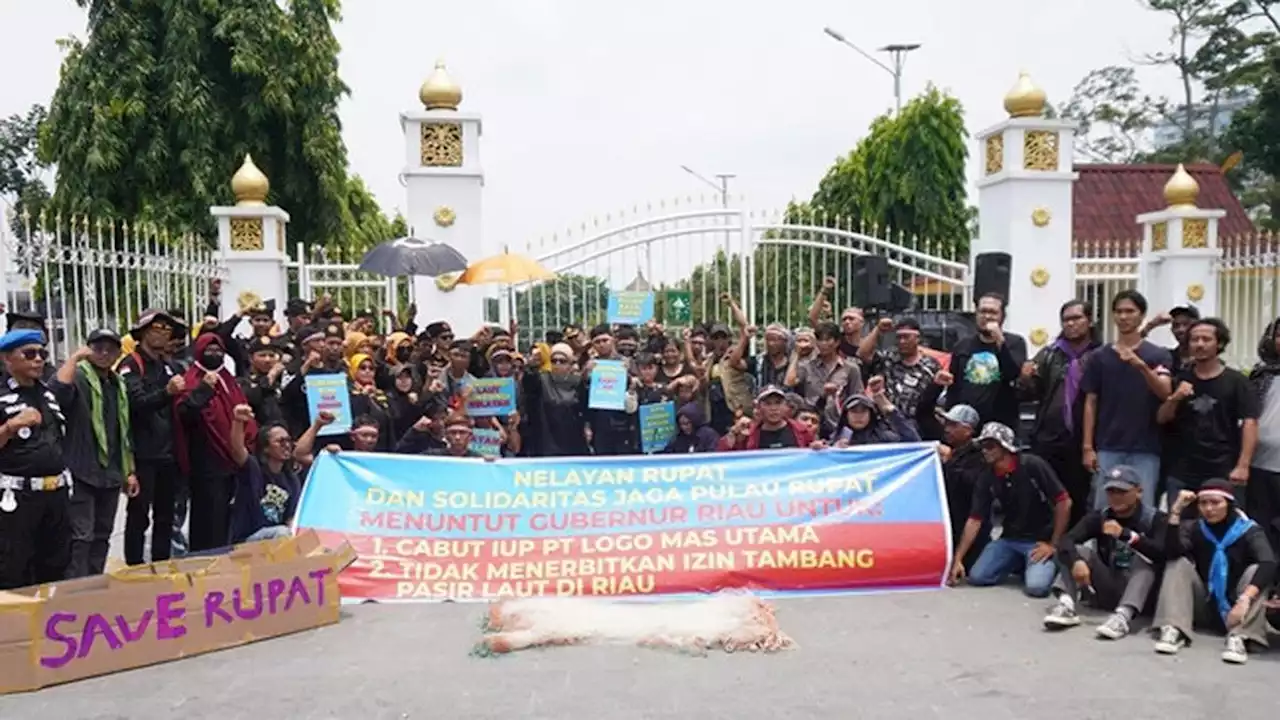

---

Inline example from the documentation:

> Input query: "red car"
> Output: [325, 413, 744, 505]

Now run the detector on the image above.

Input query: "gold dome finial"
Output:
[231, 154, 269, 207]
[1164, 163, 1200, 209]
[1004, 71, 1047, 118]
[419, 59, 462, 111]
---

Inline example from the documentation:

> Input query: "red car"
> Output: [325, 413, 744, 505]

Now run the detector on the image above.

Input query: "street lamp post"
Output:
[823, 27, 920, 113]
[679, 165, 735, 208]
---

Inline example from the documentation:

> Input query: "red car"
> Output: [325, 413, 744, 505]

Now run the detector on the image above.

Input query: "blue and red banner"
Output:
[294, 445, 952, 602]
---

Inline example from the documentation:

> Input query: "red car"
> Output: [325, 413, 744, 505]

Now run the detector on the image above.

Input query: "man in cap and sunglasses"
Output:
[117, 309, 188, 566]
[0, 328, 72, 588]
[950, 421, 1072, 599]
[51, 329, 140, 577]
[1, 309, 55, 383]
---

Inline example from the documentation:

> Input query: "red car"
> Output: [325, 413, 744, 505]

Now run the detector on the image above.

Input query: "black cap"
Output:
[86, 328, 122, 346]
[250, 335, 285, 354]
[131, 309, 179, 340]
[247, 299, 277, 319]
[5, 309, 46, 331]
[1170, 306, 1200, 320]
[285, 298, 312, 318]
[324, 322, 345, 341]
[425, 321, 452, 338]
[709, 323, 731, 338]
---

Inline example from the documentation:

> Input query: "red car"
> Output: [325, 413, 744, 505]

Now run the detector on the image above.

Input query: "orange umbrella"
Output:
[456, 251, 555, 286]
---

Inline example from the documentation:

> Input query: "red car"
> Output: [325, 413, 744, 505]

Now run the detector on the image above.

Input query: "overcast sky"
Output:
[3, 0, 1182, 254]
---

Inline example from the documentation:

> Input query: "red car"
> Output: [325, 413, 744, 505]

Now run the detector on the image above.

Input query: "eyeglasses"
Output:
[438, 334, 454, 342]
[18, 348, 49, 361]
[551, 356, 572, 365]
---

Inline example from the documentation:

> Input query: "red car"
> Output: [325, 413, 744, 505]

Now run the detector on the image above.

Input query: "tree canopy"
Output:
[36, 0, 400, 252]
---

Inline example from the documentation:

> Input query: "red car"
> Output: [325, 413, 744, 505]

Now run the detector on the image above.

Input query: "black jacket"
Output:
[118, 350, 183, 463]
[1058, 504, 1166, 568]
[52, 368, 130, 488]
[1020, 339, 1100, 452]
[1166, 512, 1277, 598]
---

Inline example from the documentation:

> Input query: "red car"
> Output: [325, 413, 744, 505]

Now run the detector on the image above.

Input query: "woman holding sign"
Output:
[347, 353, 393, 452]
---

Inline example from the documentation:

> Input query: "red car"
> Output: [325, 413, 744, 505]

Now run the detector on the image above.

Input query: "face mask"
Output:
[395, 346, 411, 362]
[200, 351, 223, 368]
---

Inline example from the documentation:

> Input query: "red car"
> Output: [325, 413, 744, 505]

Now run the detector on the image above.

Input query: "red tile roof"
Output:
[1072, 163, 1255, 243]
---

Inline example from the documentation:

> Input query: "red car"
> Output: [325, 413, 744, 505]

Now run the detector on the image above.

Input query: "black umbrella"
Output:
[358, 237, 469, 277]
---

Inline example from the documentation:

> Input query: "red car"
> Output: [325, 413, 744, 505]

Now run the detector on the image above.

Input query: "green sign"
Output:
[665, 291, 692, 325]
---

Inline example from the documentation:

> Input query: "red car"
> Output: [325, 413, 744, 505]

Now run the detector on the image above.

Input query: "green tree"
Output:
[0, 104, 52, 242]
[39, 0, 394, 254]
[512, 274, 610, 346]
[1225, 45, 1280, 227]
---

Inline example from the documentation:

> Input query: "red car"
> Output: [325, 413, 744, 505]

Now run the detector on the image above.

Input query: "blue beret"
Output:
[0, 329, 47, 353]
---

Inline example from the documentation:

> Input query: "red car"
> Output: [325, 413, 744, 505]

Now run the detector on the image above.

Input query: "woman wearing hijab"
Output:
[825, 376, 920, 448]
[664, 403, 720, 453]
[174, 333, 258, 551]
[348, 353, 393, 451]
[386, 364, 424, 440]
[522, 342, 589, 456]
[1152, 479, 1275, 664]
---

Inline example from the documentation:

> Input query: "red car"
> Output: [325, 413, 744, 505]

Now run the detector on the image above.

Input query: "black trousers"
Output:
[126, 460, 177, 565]
[1034, 443, 1089, 528]
[0, 486, 71, 590]
[67, 478, 120, 578]
[1248, 467, 1280, 554]
[188, 472, 234, 552]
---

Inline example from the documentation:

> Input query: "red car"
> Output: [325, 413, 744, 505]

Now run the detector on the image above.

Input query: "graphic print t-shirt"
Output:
[1171, 367, 1258, 482]
[947, 336, 1019, 428]
[757, 424, 798, 449]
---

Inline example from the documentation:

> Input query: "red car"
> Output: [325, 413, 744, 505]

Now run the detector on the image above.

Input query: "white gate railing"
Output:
[286, 245, 406, 328]
[1, 210, 226, 359]
[507, 208, 970, 347]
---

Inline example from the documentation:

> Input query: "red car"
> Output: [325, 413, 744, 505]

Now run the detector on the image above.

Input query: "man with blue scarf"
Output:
[1152, 479, 1275, 665]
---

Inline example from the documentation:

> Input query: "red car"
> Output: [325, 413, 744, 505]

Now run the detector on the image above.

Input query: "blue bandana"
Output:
[0, 329, 46, 353]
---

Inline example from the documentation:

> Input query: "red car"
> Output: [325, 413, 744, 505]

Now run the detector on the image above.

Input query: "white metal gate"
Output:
[507, 208, 970, 347]
[286, 245, 406, 324]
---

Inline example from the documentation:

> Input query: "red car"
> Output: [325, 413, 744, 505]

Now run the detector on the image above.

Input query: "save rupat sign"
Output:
[295, 445, 951, 602]
[0, 530, 355, 694]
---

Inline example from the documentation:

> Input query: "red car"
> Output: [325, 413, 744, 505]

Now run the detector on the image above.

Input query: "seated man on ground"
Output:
[1043, 465, 1166, 639]
[950, 422, 1071, 598]
[1151, 480, 1275, 665]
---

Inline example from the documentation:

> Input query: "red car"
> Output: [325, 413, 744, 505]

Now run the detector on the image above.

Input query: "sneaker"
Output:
[1222, 634, 1248, 664]
[1043, 603, 1080, 630]
[1154, 626, 1186, 655]
[1095, 612, 1130, 640]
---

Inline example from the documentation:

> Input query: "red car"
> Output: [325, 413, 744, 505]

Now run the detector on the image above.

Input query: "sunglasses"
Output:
[18, 348, 49, 361]
[551, 356, 572, 365]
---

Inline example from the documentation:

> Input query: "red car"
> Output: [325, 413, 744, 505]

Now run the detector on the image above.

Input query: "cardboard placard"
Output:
[0, 529, 355, 694]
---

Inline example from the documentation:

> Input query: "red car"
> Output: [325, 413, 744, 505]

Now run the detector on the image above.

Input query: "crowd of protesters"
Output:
[0, 275, 1276, 665]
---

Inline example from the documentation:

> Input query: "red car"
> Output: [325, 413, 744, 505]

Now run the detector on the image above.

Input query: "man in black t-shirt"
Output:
[944, 294, 1025, 429]
[1157, 318, 1258, 499]
[950, 422, 1071, 598]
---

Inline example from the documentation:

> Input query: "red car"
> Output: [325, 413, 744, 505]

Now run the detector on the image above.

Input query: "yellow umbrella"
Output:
[456, 251, 555, 286]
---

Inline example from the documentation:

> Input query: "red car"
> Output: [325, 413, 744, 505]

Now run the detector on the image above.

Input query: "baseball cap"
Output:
[1102, 465, 1142, 492]
[1170, 306, 1200, 320]
[977, 422, 1018, 453]
[709, 323, 732, 338]
[87, 328, 122, 346]
[941, 404, 980, 429]
[756, 385, 787, 402]
[842, 394, 875, 411]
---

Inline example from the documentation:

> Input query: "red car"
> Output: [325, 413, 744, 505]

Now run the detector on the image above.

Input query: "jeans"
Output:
[968, 538, 1058, 597]
[1094, 451, 1160, 510]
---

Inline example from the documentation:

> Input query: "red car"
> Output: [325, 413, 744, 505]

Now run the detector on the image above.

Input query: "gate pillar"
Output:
[210, 154, 290, 330]
[401, 60, 487, 334]
[1135, 165, 1226, 348]
[974, 72, 1078, 351]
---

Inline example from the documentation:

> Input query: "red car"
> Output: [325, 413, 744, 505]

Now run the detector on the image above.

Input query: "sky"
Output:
[2, 0, 1184, 259]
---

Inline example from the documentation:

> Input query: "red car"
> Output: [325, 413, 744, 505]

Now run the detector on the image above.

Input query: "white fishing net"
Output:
[478, 591, 795, 656]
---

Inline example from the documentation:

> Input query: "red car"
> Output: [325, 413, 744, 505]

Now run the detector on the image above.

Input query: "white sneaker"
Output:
[1222, 634, 1248, 664]
[1154, 626, 1186, 655]
[1043, 603, 1081, 629]
[1095, 612, 1130, 640]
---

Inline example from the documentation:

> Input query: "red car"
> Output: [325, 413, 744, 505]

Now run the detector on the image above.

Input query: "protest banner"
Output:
[469, 428, 504, 457]
[639, 401, 676, 454]
[306, 373, 353, 435]
[606, 291, 655, 325]
[0, 530, 355, 694]
[588, 360, 628, 410]
[464, 377, 516, 417]
[294, 445, 951, 603]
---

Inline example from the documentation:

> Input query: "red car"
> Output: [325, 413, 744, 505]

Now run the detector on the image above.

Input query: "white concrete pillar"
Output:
[402, 60, 486, 334]
[1136, 164, 1226, 348]
[209, 154, 290, 332]
[974, 72, 1079, 351]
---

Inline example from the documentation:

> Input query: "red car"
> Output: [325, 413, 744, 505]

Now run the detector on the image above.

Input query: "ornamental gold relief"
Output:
[984, 134, 1004, 175]
[229, 218, 264, 251]
[1187, 283, 1205, 302]
[1023, 130, 1059, 171]
[433, 206, 456, 228]
[276, 222, 285, 252]
[1182, 219, 1208, 249]
[1152, 222, 1168, 251]
[1031, 208, 1051, 227]
[1029, 328, 1049, 347]
[1030, 267, 1050, 287]
[420, 122, 463, 167]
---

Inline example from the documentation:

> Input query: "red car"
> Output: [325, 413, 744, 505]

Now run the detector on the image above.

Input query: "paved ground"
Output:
[5, 584, 1277, 720]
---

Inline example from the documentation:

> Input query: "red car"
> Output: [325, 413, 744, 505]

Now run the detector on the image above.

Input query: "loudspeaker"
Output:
[853, 255, 891, 308]
[973, 252, 1012, 302]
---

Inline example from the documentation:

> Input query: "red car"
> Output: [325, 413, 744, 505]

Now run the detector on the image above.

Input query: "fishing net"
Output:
[476, 591, 795, 656]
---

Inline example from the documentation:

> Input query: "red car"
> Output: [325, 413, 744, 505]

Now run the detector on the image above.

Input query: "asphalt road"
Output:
[4, 586, 1276, 720]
